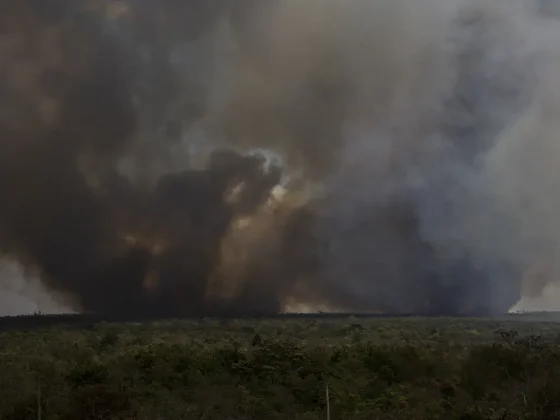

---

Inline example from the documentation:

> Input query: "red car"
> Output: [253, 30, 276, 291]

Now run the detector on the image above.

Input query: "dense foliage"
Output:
[1, 316, 560, 419]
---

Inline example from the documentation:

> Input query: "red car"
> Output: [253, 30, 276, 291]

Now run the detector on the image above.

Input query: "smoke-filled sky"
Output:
[1, 0, 560, 316]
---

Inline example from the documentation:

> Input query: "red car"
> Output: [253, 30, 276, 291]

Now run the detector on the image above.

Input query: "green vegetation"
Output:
[2, 316, 560, 419]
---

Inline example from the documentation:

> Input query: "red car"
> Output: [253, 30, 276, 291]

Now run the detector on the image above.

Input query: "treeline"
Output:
[0, 311, 506, 331]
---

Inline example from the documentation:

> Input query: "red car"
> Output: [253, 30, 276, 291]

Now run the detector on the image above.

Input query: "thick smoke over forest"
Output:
[1, 0, 560, 316]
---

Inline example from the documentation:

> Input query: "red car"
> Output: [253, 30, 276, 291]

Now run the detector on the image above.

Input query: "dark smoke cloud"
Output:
[0, 0, 559, 316]
[0, 0, 283, 316]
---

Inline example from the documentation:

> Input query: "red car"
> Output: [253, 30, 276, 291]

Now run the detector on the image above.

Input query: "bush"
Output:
[0, 318, 560, 419]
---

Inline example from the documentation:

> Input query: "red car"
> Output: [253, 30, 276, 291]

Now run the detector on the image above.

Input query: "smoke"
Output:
[0, 259, 72, 315]
[1, 0, 560, 316]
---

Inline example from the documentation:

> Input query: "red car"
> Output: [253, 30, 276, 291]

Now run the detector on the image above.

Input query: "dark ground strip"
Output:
[0, 311, 554, 331]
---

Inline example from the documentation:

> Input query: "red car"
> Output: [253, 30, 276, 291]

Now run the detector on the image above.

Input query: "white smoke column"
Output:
[320, 0, 560, 313]
[408, 0, 556, 312]
[476, 6, 560, 311]
[0, 259, 73, 315]
[422, 1, 560, 312]
[354, 0, 560, 313]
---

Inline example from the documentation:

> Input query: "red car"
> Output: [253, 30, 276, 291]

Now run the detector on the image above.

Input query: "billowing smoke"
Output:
[1, 0, 560, 316]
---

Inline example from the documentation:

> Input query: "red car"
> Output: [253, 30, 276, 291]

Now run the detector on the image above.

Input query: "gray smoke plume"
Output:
[1, 0, 560, 316]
